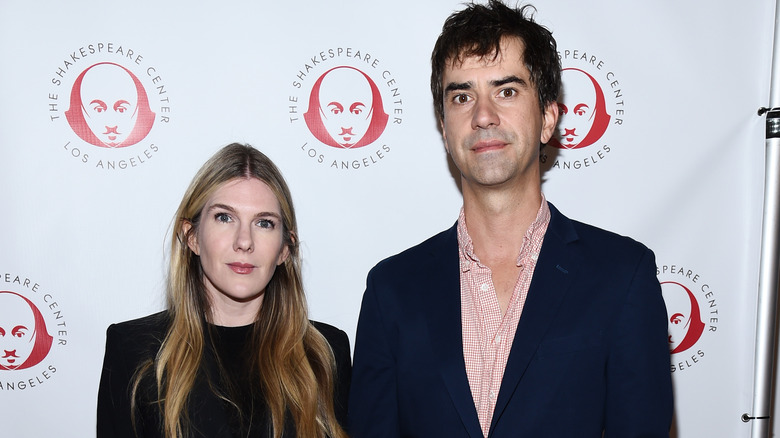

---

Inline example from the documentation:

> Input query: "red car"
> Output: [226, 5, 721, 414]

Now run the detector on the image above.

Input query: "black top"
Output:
[97, 311, 351, 438]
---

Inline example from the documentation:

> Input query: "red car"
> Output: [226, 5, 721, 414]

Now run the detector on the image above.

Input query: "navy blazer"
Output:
[349, 203, 673, 438]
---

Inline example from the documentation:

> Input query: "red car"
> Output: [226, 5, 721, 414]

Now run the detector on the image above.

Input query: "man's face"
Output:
[555, 69, 597, 149]
[318, 68, 373, 148]
[0, 293, 36, 370]
[80, 64, 139, 147]
[440, 37, 558, 190]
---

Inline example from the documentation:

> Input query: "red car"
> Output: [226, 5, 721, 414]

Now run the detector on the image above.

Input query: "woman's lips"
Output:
[228, 263, 255, 274]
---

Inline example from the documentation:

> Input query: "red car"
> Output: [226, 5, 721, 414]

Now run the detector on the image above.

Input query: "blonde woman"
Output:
[97, 143, 350, 438]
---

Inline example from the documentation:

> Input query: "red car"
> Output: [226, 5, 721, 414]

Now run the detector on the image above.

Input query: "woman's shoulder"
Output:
[310, 320, 350, 354]
[105, 311, 170, 355]
[310, 320, 346, 341]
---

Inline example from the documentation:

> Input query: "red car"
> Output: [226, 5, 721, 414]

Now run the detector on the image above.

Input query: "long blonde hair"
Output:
[133, 143, 346, 438]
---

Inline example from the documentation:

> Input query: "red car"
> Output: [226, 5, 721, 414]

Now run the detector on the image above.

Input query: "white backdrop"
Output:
[0, 1, 775, 437]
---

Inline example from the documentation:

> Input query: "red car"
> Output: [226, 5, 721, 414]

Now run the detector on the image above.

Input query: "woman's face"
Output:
[187, 178, 289, 326]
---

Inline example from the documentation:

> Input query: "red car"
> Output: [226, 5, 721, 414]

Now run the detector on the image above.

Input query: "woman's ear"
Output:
[277, 233, 293, 266]
[182, 220, 199, 255]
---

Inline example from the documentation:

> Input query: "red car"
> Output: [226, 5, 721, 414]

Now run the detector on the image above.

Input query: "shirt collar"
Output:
[457, 194, 551, 272]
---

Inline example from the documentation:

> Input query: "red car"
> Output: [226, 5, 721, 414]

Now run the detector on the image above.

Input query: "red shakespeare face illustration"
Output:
[0, 291, 53, 371]
[65, 62, 156, 148]
[304, 66, 388, 149]
[549, 68, 610, 150]
[661, 281, 706, 355]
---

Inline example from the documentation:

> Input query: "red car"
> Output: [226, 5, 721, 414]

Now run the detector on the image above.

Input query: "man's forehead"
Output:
[443, 41, 530, 77]
[444, 37, 526, 72]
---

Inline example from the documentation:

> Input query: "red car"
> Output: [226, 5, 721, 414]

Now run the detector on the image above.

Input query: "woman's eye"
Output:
[257, 219, 275, 229]
[215, 213, 231, 223]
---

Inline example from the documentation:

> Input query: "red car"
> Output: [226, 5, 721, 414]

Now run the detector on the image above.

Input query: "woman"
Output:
[97, 143, 350, 438]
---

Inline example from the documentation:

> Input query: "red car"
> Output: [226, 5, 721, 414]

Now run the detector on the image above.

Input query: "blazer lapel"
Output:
[489, 204, 581, 434]
[425, 225, 484, 438]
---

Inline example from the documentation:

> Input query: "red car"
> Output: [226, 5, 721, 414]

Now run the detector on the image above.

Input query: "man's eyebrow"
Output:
[491, 75, 528, 88]
[444, 76, 528, 94]
[444, 81, 473, 93]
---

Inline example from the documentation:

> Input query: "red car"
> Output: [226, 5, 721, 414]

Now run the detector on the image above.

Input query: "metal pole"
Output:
[749, 2, 780, 435]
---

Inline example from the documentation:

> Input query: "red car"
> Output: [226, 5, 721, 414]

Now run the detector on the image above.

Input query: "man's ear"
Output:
[182, 220, 199, 255]
[440, 117, 450, 154]
[540, 100, 559, 144]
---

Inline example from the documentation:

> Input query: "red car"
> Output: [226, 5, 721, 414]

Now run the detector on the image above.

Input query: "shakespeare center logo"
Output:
[0, 274, 68, 391]
[47, 42, 172, 170]
[540, 48, 626, 171]
[288, 47, 403, 171]
[656, 263, 720, 373]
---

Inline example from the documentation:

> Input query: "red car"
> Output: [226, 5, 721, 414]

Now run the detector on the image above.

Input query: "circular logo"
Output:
[288, 48, 403, 170]
[0, 291, 53, 371]
[0, 274, 67, 390]
[541, 49, 625, 171]
[662, 281, 706, 355]
[657, 264, 719, 373]
[48, 43, 172, 170]
[65, 62, 156, 149]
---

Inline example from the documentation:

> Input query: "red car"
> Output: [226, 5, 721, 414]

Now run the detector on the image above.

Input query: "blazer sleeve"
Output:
[348, 269, 401, 438]
[97, 323, 141, 438]
[604, 248, 674, 437]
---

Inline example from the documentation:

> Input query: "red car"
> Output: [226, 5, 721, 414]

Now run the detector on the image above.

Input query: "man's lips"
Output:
[472, 140, 507, 152]
[227, 263, 256, 274]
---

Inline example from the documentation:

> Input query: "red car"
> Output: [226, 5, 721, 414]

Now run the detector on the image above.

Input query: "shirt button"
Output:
[480, 283, 489, 292]
[531, 253, 539, 261]
[489, 390, 496, 400]
[495, 335, 502, 343]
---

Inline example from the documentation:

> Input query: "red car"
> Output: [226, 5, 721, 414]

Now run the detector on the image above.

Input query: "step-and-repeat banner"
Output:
[0, 1, 776, 436]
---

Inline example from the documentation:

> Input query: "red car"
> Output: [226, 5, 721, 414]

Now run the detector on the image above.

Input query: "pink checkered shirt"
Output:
[458, 197, 551, 437]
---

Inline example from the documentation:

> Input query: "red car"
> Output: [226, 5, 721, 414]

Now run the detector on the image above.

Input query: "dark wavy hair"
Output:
[430, 0, 561, 121]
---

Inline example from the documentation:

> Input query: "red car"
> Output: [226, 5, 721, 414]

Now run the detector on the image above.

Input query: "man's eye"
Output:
[500, 88, 516, 98]
[454, 94, 470, 104]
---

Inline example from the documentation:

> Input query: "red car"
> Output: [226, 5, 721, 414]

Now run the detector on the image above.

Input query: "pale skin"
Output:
[184, 178, 290, 327]
[440, 37, 558, 314]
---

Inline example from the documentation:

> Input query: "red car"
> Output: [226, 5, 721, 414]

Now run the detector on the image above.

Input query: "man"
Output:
[348, 2, 673, 437]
